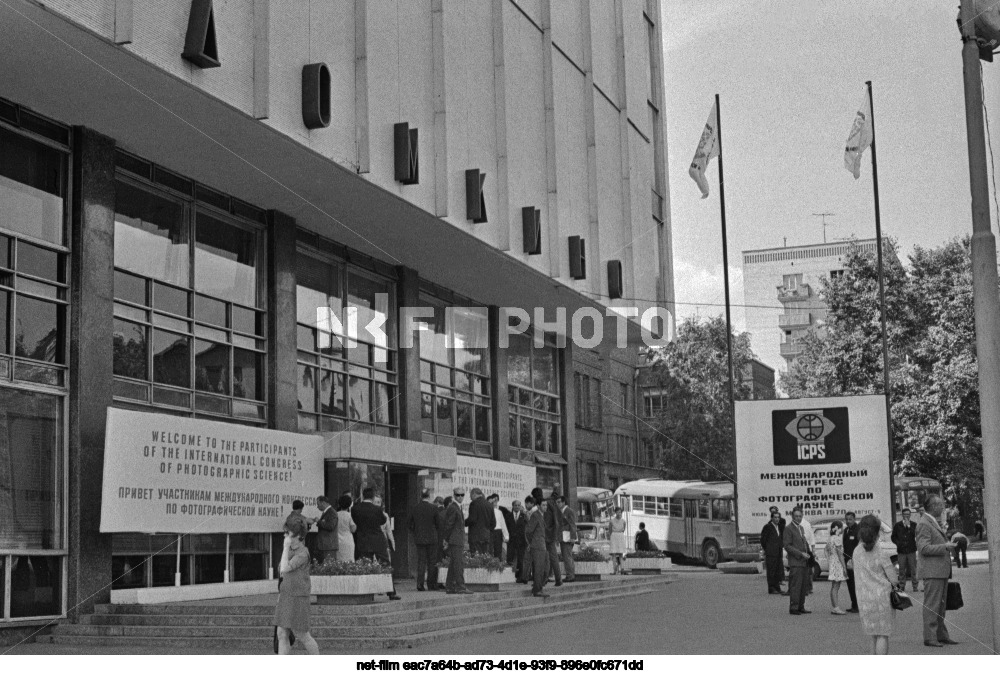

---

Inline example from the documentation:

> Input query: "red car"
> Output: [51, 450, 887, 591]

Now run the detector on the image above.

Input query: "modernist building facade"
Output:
[741, 239, 877, 376]
[0, 0, 673, 635]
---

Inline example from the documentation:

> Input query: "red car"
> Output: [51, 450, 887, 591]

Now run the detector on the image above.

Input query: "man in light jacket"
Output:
[782, 506, 812, 615]
[916, 495, 958, 647]
[442, 487, 473, 594]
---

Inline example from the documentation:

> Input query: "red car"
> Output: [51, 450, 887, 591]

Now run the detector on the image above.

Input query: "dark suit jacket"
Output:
[783, 521, 810, 567]
[560, 505, 578, 543]
[842, 523, 860, 559]
[499, 506, 516, 541]
[760, 521, 783, 558]
[442, 502, 468, 548]
[315, 505, 338, 551]
[509, 510, 527, 550]
[892, 520, 917, 555]
[525, 508, 547, 551]
[543, 496, 564, 543]
[635, 529, 651, 551]
[351, 501, 388, 557]
[465, 496, 495, 546]
[409, 500, 441, 546]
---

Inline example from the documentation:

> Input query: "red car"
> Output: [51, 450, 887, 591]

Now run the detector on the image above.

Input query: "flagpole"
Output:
[716, 93, 738, 484]
[866, 80, 897, 525]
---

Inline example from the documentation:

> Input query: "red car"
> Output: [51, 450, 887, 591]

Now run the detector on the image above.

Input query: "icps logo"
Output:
[771, 407, 850, 466]
[785, 410, 836, 461]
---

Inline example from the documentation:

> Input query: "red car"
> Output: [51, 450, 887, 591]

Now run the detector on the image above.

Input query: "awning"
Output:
[534, 453, 568, 465]
[0, 0, 649, 345]
[321, 431, 457, 473]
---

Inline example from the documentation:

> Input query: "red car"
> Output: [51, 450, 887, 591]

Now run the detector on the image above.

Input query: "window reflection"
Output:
[194, 213, 257, 308]
[0, 128, 65, 245]
[114, 181, 188, 286]
[14, 296, 63, 363]
[152, 330, 190, 388]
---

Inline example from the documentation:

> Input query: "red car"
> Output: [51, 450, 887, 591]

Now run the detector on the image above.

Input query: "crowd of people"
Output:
[760, 495, 964, 655]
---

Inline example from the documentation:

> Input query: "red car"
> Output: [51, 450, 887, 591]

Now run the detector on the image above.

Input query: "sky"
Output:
[661, 0, 1000, 336]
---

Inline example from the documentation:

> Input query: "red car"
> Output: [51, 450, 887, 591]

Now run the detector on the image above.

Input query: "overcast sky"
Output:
[661, 0, 1000, 333]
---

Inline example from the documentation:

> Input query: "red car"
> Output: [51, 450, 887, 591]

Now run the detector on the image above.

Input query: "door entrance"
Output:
[388, 469, 416, 578]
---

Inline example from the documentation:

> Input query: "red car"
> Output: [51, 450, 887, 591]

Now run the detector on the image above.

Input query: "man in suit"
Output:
[543, 488, 564, 586]
[917, 495, 958, 647]
[488, 494, 509, 559]
[465, 488, 495, 555]
[351, 487, 400, 600]
[892, 508, 919, 592]
[442, 487, 474, 594]
[523, 496, 549, 598]
[782, 506, 812, 615]
[760, 510, 785, 594]
[507, 500, 527, 582]
[767, 506, 786, 585]
[842, 511, 860, 612]
[556, 494, 578, 582]
[313, 495, 338, 564]
[408, 489, 441, 591]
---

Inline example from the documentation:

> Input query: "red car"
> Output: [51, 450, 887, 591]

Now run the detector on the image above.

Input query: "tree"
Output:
[644, 315, 764, 482]
[782, 238, 984, 524]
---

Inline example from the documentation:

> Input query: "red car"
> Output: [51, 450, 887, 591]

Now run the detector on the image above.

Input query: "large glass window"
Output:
[296, 251, 397, 435]
[507, 333, 561, 459]
[111, 533, 268, 589]
[417, 294, 491, 456]
[112, 178, 266, 422]
[0, 126, 66, 246]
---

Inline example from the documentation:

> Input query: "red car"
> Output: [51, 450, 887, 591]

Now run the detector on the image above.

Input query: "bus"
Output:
[894, 476, 943, 518]
[576, 487, 615, 523]
[614, 479, 737, 568]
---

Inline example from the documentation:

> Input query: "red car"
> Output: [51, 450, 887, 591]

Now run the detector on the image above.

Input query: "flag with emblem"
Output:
[689, 100, 720, 199]
[844, 89, 873, 179]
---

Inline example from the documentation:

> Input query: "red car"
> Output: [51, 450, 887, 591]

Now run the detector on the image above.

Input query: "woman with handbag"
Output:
[274, 519, 320, 655]
[854, 514, 899, 655]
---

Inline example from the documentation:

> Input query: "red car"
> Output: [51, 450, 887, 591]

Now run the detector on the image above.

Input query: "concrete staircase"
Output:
[35, 575, 676, 652]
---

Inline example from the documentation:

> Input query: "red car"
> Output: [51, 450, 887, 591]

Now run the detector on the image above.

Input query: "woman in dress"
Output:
[825, 520, 848, 614]
[335, 494, 357, 562]
[274, 518, 320, 655]
[854, 514, 898, 655]
[609, 507, 628, 574]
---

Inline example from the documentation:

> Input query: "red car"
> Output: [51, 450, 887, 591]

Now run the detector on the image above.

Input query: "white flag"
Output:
[689, 101, 720, 199]
[844, 90, 873, 179]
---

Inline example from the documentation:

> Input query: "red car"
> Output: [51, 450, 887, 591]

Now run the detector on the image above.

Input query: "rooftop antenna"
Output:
[812, 212, 835, 243]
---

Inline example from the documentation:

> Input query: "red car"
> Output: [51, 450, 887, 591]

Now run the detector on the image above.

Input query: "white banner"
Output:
[100, 408, 325, 534]
[425, 455, 536, 518]
[735, 395, 892, 535]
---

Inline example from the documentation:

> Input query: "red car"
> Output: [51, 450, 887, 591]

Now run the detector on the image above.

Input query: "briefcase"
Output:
[946, 581, 964, 611]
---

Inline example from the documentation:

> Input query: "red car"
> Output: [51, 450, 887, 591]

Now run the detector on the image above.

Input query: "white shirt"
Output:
[493, 507, 509, 543]
[800, 517, 815, 549]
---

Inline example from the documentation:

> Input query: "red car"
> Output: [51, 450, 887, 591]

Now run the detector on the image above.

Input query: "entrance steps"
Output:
[36, 575, 675, 652]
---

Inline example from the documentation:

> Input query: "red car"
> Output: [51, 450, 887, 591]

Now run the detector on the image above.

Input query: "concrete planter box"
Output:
[111, 579, 278, 604]
[621, 556, 673, 575]
[437, 566, 515, 591]
[572, 560, 614, 581]
[310, 574, 393, 604]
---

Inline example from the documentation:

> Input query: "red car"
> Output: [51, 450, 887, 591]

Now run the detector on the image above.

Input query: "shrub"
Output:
[573, 547, 610, 562]
[625, 550, 667, 559]
[437, 551, 508, 572]
[311, 557, 392, 576]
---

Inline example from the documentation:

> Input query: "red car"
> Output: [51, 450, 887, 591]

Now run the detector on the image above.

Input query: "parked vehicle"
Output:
[574, 522, 611, 556]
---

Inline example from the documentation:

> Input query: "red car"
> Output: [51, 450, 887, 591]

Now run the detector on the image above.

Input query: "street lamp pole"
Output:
[959, 0, 1000, 653]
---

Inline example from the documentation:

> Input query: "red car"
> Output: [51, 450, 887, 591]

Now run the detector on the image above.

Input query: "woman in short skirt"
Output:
[275, 518, 320, 655]
[609, 508, 628, 574]
[826, 520, 848, 614]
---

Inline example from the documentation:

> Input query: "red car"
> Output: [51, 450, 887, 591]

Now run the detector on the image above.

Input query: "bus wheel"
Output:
[702, 541, 721, 569]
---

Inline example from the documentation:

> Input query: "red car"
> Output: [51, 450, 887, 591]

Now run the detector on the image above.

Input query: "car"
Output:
[574, 522, 612, 556]
[784, 516, 897, 580]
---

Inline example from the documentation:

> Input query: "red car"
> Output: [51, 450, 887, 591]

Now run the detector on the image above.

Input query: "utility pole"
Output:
[959, 0, 1000, 654]
[811, 212, 835, 243]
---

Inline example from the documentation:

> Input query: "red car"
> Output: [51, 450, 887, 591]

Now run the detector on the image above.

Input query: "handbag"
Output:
[946, 581, 964, 610]
[889, 589, 912, 610]
[273, 625, 296, 653]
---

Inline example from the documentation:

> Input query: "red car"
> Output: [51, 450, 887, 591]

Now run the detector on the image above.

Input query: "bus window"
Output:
[631, 497, 644, 514]
[712, 499, 730, 521]
[685, 500, 697, 518]
[645, 497, 657, 516]
[668, 499, 683, 518]
[698, 499, 711, 520]
[656, 497, 669, 516]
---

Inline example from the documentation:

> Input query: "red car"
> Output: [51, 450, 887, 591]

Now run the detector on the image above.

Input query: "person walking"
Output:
[854, 514, 898, 655]
[783, 506, 811, 615]
[313, 495, 337, 564]
[892, 508, 919, 591]
[465, 488, 495, 556]
[842, 511, 860, 613]
[557, 494, 578, 582]
[351, 488, 400, 600]
[524, 495, 549, 598]
[949, 529, 969, 568]
[826, 520, 848, 614]
[442, 487, 473, 594]
[274, 519, 320, 655]
[916, 495, 958, 647]
[609, 507, 628, 574]
[334, 494, 357, 562]
[760, 511, 784, 595]
[408, 489, 441, 591]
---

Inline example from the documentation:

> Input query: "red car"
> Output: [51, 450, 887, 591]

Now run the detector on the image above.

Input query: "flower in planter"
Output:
[573, 547, 610, 562]
[437, 551, 509, 572]
[310, 557, 392, 576]
[624, 550, 667, 559]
